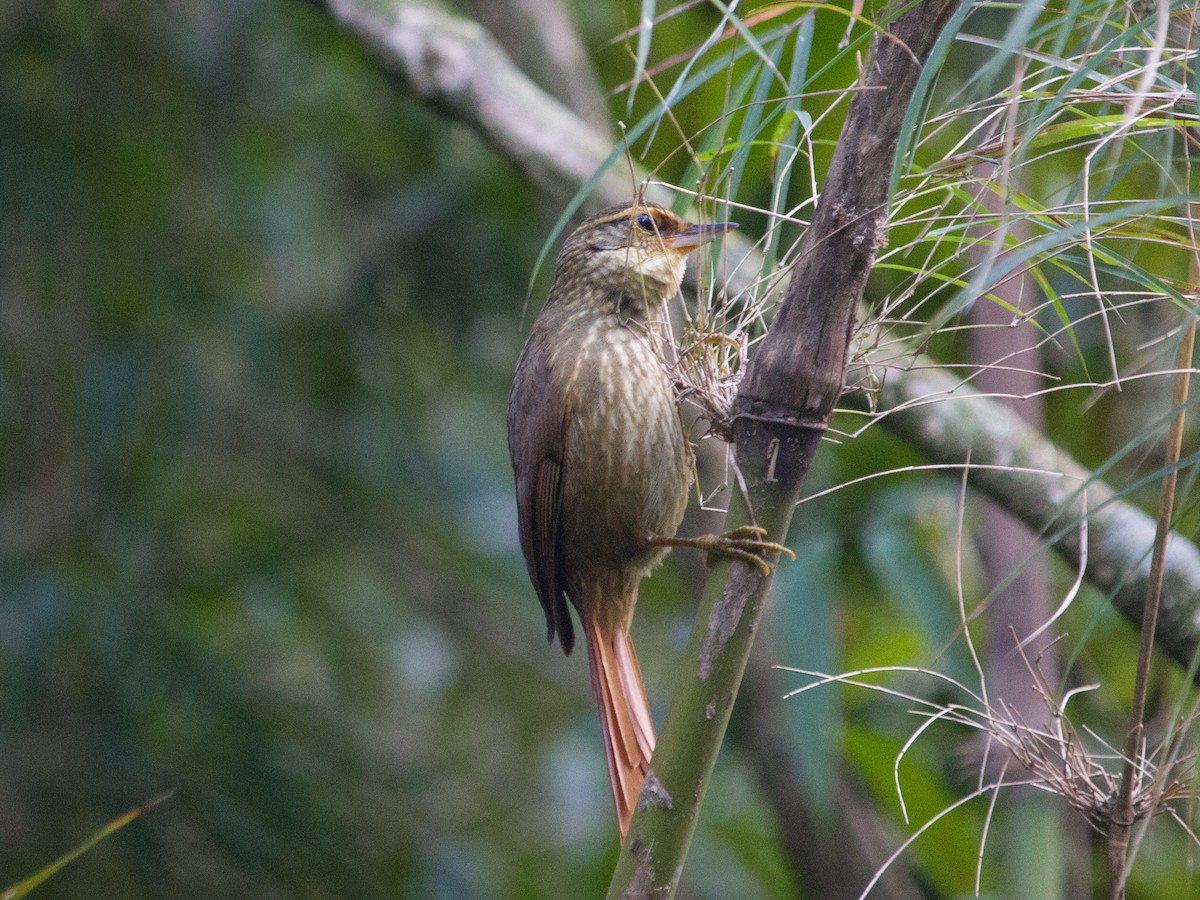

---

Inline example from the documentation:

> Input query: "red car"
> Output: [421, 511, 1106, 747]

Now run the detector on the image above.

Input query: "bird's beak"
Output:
[664, 221, 738, 251]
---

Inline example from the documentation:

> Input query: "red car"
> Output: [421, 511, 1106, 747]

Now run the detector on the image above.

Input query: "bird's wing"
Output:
[508, 340, 575, 654]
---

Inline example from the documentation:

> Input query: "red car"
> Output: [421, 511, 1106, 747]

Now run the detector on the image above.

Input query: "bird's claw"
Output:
[698, 526, 795, 576]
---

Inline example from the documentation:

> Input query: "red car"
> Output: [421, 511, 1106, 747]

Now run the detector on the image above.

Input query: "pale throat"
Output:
[608, 249, 688, 319]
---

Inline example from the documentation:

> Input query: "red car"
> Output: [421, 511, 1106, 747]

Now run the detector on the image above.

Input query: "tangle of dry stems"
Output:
[780, 637, 1197, 889]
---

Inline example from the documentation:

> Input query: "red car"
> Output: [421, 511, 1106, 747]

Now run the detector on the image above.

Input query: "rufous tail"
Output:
[584, 618, 656, 841]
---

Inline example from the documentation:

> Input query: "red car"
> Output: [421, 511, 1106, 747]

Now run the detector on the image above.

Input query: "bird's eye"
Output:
[635, 213, 655, 232]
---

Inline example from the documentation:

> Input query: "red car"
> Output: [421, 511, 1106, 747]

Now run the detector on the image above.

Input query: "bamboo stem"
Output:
[1107, 314, 1196, 898]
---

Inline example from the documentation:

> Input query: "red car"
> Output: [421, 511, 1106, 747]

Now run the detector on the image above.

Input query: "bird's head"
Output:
[550, 201, 737, 317]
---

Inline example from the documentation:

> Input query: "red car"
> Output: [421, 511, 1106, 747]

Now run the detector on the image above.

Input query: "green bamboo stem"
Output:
[604, 425, 820, 898]
[1107, 315, 1197, 897]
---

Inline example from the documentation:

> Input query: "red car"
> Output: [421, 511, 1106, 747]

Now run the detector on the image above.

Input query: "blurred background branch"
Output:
[854, 361, 1200, 677]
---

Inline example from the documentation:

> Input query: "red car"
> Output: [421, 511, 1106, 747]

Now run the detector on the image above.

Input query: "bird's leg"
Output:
[649, 526, 794, 576]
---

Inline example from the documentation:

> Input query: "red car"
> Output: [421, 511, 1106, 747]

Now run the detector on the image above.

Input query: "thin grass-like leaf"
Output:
[0, 793, 172, 900]
[705, 0, 789, 89]
[627, 0, 656, 115]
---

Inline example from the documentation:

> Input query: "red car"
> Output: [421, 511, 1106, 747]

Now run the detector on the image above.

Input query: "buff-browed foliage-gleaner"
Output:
[507, 200, 792, 841]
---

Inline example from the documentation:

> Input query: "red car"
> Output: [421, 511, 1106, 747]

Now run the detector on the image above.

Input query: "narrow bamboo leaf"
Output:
[748, 0, 929, 51]
[698, 137, 816, 164]
[983, 0, 1050, 85]
[645, 20, 795, 162]
[627, 0, 656, 115]
[1050, 0, 1090, 58]
[1018, 15, 1165, 144]
[705, 0, 788, 89]
[890, 0, 974, 202]
[725, 29, 790, 203]
[0, 793, 172, 900]
[677, 58, 761, 202]
[642, 12, 735, 152]
[931, 115, 1182, 173]
[919, 194, 1200, 339]
[765, 13, 815, 271]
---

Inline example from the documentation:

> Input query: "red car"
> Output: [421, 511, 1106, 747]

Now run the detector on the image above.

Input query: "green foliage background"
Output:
[1, 1, 1196, 898]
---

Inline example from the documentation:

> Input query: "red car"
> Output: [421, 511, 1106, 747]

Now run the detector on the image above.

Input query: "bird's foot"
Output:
[651, 526, 794, 576]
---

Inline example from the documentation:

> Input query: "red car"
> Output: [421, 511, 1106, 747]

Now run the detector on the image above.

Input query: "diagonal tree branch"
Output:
[465, 0, 612, 140]
[322, 0, 764, 281]
[325, 0, 622, 203]
[849, 360, 1200, 675]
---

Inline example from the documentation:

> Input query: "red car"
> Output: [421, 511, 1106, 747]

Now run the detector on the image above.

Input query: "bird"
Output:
[507, 200, 789, 841]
